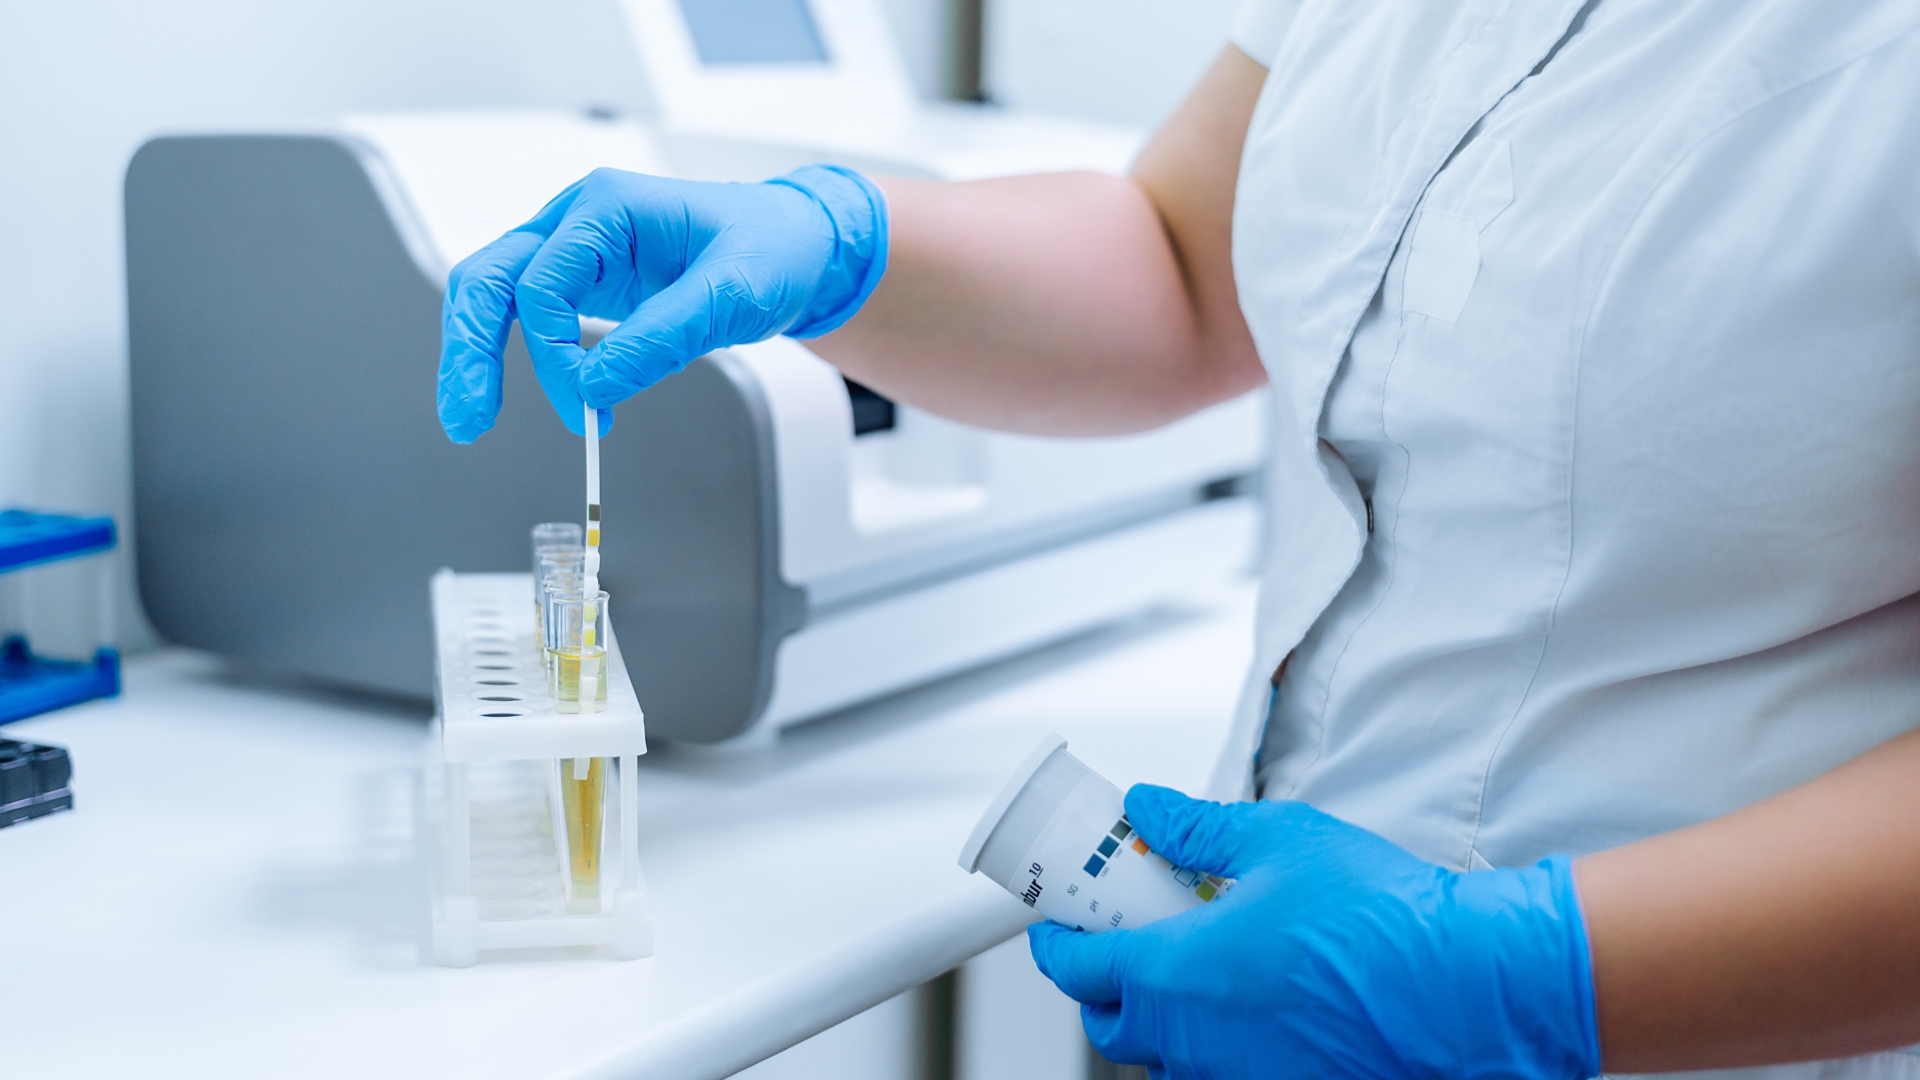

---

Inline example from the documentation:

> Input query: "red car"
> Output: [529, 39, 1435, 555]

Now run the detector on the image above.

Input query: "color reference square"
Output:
[1083, 855, 1107, 877]
[1110, 820, 1132, 841]
[1097, 836, 1119, 857]
[1130, 837, 1149, 855]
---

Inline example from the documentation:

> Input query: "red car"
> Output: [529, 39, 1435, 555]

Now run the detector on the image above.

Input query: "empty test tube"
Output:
[531, 522, 584, 628]
[534, 549, 584, 642]
[531, 522, 582, 575]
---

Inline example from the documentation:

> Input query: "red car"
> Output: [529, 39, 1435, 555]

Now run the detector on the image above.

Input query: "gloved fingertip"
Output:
[436, 402, 491, 443]
[1026, 919, 1065, 953]
[1028, 921, 1129, 1005]
[1123, 784, 1187, 819]
[596, 407, 613, 437]
[1026, 920, 1075, 979]
[579, 367, 637, 411]
[1124, 784, 1253, 878]
[1122, 784, 1202, 843]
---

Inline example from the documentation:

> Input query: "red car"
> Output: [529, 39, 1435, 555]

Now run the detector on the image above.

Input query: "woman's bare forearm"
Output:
[817, 172, 1215, 435]
[811, 47, 1269, 437]
[1578, 727, 1920, 1071]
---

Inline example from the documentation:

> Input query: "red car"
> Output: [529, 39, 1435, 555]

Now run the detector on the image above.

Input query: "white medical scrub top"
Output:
[1217, 1, 1920, 1075]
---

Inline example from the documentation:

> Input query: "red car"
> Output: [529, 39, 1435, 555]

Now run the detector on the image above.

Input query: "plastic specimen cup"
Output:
[958, 734, 1231, 932]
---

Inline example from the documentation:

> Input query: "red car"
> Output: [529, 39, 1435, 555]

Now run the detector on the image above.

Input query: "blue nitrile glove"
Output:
[437, 164, 888, 442]
[1029, 785, 1600, 1080]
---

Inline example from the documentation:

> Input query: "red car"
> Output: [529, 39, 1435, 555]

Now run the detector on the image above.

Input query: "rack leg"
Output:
[437, 762, 478, 968]
[621, 754, 639, 892]
[0, 568, 20, 640]
[9, 566, 29, 642]
[612, 754, 653, 960]
[94, 552, 115, 651]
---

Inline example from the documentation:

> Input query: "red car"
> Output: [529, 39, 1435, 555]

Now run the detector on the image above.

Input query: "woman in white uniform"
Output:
[439, 0, 1920, 1075]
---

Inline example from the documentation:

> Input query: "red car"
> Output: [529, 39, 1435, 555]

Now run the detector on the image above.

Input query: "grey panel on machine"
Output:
[126, 134, 803, 741]
[620, 352, 808, 739]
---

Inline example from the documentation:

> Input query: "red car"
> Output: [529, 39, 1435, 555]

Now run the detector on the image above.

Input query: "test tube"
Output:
[531, 523, 584, 628]
[555, 755, 607, 914]
[547, 590, 609, 714]
[534, 543, 584, 585]
[534, 549, 585, 645]
[530, 522, 583, 577]
[547, 586, 610, 915]
[537, 549, 585, 588]
[538, 571, 584, 696]
[537, 551, 585, 593]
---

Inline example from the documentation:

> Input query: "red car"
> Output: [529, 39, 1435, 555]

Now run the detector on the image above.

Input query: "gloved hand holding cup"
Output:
[965, 735, 1601, 1080]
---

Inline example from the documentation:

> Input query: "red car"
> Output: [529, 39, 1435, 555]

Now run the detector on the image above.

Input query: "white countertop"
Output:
[0, 582, 1254, 1080]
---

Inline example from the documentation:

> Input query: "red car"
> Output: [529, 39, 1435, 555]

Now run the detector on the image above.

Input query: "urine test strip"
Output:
[580, 401, 603, 745]
[583, 402, 602, 596]
[579, 403, 602, 775]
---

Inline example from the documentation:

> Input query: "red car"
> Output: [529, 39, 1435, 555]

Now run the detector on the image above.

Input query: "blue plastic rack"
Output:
[0, 509, 121, 725]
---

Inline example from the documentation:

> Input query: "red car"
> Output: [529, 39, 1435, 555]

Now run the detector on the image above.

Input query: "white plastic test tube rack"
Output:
[427, 569, 653, 966]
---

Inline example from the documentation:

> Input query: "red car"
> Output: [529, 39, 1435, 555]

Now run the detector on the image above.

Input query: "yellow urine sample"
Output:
[554, 645, 608, 713]
[559, 757, 606, 913]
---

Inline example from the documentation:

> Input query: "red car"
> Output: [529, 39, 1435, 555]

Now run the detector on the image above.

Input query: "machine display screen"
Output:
[677, 0, 831, 64]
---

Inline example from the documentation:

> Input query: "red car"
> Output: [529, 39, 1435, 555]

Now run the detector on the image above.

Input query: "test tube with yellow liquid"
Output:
[555, 401, 611, 914]
[557, 755, 607, 913]
[539, 571, 585, 697]
[547, 589, 609, 713]
[547, 588, 610, 910]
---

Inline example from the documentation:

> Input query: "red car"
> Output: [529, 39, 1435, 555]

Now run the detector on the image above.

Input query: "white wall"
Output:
[0, 0, 951, 656]
[983, 0, 1240, 128]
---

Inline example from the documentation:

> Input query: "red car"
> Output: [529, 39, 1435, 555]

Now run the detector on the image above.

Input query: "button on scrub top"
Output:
[1216, 3, 1920, 1074]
